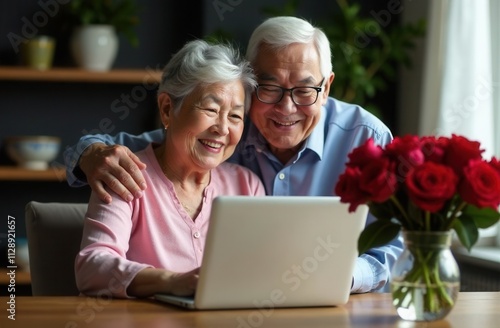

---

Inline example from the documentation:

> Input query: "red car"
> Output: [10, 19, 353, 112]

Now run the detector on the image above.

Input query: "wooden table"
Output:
[1, 292, 498, 328]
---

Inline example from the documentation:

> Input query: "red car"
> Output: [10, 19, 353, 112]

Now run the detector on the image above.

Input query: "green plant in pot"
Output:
[67, 0, 140, 71]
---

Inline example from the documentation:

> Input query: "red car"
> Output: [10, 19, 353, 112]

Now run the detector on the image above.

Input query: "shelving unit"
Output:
[0, 166, 66, 181]
[0, 66, 162, 181]
[0, 269, 31, 285]
[0, 66, 162, 84]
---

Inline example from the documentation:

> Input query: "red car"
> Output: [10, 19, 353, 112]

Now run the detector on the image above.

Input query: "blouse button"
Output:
[279, 173, 285, 180]
[193, 231, 201, 239]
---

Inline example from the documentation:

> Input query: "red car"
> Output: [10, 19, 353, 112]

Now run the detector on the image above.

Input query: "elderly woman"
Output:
[75, 40, 265, 298]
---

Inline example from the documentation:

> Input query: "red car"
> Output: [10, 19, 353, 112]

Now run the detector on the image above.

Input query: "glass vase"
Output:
[390, 231, 460, 321]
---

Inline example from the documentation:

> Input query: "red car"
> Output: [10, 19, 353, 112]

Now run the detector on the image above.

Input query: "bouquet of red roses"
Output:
[335, 134, 500, 320]
[335, 134, 500, 255]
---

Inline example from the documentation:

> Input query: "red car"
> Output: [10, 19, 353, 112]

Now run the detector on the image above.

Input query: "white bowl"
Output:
[5, 136, 61, 170]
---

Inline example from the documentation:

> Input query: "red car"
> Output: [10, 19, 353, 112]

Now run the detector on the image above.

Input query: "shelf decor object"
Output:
[335, 134, 500, 321]
[71, 25, 118, 71]
[21, 35, 56, 70]
[66, 0, 140, 71]
[5, 136, 61, 170]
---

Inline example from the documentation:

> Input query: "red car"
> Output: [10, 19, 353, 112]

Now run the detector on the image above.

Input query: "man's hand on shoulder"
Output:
[79, 143, 147, 204]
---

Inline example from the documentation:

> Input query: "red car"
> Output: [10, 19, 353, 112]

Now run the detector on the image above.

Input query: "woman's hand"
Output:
[165, 268, 200, 296]
[79, 143, 147, 203]
[127, 267, 200, 298]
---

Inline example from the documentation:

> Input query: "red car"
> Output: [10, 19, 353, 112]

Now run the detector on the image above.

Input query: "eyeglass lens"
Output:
[257, 85, 321, 106]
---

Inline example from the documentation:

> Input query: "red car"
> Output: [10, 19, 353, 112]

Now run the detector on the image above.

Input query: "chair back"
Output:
[25, 201, 87, 296]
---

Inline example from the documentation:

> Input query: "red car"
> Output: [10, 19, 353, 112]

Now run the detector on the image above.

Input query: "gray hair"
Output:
[246, 16, 332, 78]
[158, 39, 256, 114]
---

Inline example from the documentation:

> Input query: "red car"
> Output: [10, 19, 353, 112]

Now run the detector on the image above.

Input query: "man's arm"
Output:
[351, 213, 403, 293]
[64, 129, 163, 203]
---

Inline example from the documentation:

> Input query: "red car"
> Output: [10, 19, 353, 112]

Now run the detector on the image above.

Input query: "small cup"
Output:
[22, 35, 56, 70]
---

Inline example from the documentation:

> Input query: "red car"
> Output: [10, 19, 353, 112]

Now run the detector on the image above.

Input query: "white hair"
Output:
[246, 16, 332, 78]
[158, 39, 256, 113]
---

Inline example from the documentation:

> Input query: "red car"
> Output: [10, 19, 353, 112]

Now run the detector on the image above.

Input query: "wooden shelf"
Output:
[0, 269, 31, 285]
[0, 166, 66, 181]
[0, 66, 162, 84]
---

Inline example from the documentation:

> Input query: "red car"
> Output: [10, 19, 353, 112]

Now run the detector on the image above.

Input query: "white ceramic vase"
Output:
[70, 25, 118, 71]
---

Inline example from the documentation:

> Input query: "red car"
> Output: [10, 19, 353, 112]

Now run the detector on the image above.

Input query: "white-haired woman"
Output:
[75, 40, 265, 299]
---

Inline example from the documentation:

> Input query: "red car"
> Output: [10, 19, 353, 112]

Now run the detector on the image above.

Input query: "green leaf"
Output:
[343, 4, 361, 19]
[358, 220, 401, 255]
[461, 205, 500, 229]
[368, 202, 394, 221]
[452, 216, 479, 251]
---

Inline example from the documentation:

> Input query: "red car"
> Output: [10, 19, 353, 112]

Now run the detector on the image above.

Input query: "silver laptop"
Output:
[155, 196, 368, 310]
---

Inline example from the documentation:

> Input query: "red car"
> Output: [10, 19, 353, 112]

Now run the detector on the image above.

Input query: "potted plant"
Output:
[67, 0, 140, 71]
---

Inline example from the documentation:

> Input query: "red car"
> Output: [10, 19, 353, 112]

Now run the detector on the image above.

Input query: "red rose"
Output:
[385, 135, 425, 181]
[444, 134, 483, 176]
[346, 138, 384, 169]
[335, 167, 370, 212]
[405, 162, 458, 213]
[489, 157, 500, 174]
[458, 159, 500, 210]
[359, 158, 398, 203]
[420, 136, 449, 163]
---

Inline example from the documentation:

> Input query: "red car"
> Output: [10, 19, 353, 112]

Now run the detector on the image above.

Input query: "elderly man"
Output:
[64, 16, 402, 293]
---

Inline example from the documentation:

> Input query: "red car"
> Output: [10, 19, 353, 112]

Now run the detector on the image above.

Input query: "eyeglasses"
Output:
[256, 78, 325, 106]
